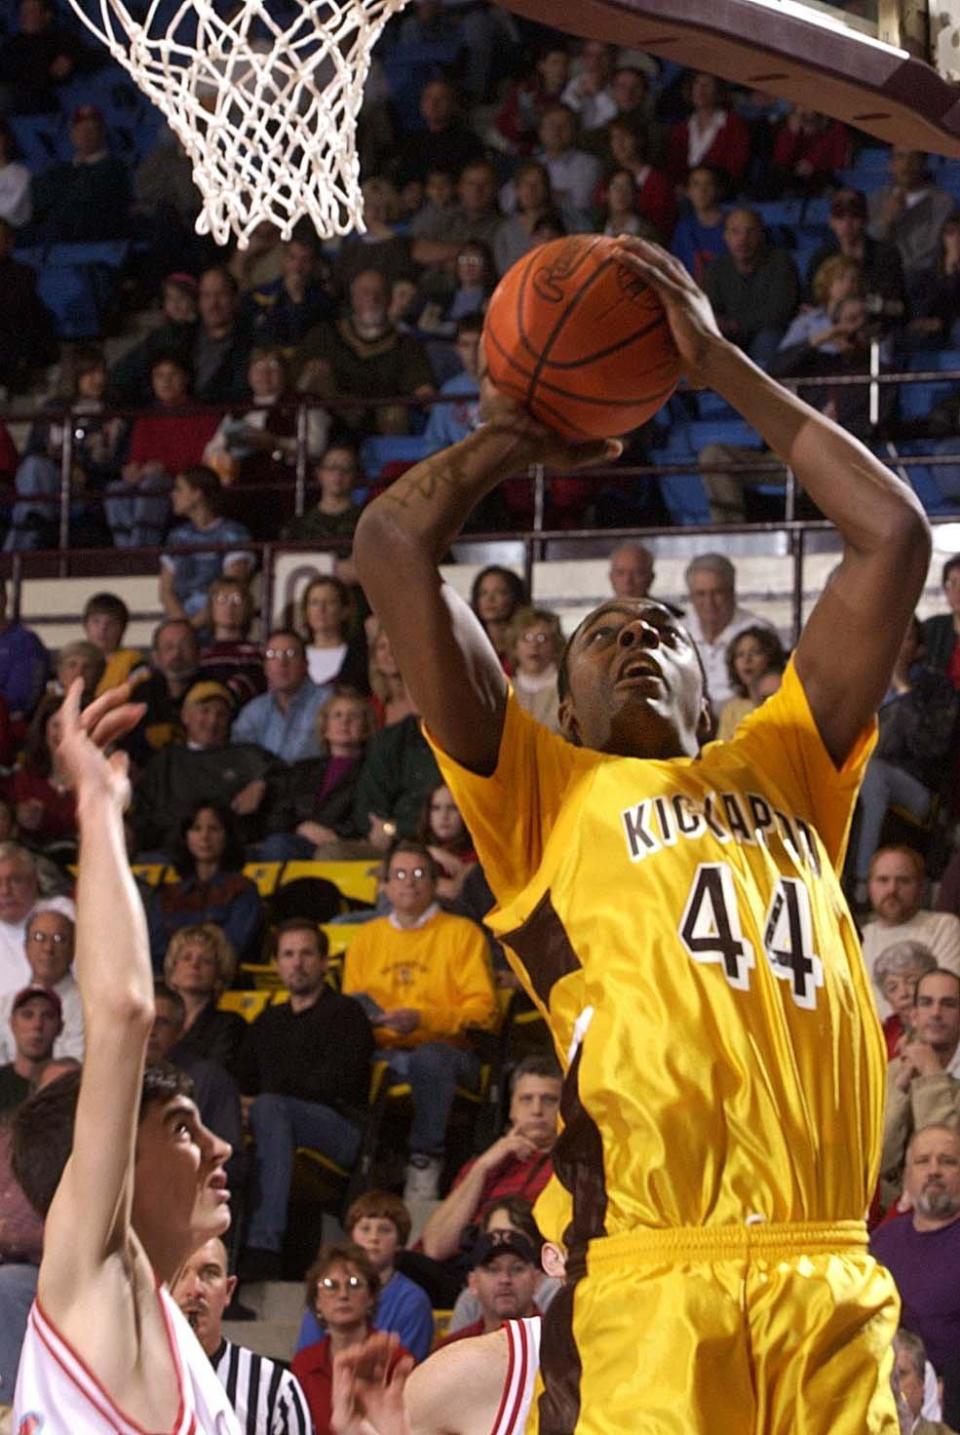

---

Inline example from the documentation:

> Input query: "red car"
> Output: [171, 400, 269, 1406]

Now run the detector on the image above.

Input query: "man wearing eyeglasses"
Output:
[231, 628, 330, 763]
[0, 905, 82, 1064]
[342, 842, 498, 1205]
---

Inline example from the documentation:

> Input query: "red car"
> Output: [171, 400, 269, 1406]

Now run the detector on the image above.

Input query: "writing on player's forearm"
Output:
[383, 421, 538, 509]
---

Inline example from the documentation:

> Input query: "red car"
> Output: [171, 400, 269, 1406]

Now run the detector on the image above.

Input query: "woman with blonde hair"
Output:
[162, 920, 246, 1073]
[368, 619, 417, 729]
[506, 606, 564, 732]
[776, 255, 865, 357]
[259, 685, 376, 860]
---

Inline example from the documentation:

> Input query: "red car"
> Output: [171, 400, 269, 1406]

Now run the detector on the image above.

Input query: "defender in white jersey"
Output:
[10, 681, 239, 1435]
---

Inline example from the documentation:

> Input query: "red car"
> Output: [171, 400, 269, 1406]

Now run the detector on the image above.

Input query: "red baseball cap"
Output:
[72, 104, 104, 125]
[12, 984, 63, 1020]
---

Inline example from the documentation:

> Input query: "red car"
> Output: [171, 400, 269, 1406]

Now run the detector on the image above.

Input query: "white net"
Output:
[65, 0, 411, 246]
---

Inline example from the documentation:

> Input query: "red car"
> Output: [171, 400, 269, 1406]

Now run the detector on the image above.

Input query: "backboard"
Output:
[505, 0, 960, 156]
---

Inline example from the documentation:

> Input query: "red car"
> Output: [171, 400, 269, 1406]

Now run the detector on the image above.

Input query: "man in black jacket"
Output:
[237, 919, 374, 1281]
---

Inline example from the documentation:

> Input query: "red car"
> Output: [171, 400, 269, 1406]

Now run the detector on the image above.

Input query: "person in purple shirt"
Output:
[0, 577, 48, 722]
[295, 1190, 433, 1363]
[871, 1123, 960, 1375]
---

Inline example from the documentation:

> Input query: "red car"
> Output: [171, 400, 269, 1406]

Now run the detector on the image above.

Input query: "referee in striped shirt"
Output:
[173, 1236, 313, 1434]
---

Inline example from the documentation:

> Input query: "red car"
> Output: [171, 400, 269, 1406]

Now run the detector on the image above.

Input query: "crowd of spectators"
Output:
[0, 2, 958, 547]
[0, 564, 958, 1435]
[3, 4, 960, 1426]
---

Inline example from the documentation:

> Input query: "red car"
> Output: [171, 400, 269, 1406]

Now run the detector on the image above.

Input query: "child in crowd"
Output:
[294, 1191, 434, 1362]
[82, 592, 148, 695]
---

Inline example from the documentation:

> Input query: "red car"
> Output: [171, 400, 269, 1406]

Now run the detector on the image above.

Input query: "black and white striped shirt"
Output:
[212, 1338, 313, 1435]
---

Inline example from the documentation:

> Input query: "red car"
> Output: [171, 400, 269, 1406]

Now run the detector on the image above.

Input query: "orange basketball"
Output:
[483, 234, 680, 440]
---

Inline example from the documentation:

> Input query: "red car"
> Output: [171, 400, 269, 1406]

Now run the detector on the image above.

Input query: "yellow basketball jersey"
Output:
[427, 659, 885, 1243]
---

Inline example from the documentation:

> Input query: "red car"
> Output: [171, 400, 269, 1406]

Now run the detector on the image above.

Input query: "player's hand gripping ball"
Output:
[483, 234, 681, 440]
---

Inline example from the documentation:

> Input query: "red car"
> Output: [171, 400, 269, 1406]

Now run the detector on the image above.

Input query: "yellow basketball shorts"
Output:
[527, 1220, 900, 1435]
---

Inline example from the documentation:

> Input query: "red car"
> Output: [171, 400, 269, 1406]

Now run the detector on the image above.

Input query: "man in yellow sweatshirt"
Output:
[343, 841, 498, 1204]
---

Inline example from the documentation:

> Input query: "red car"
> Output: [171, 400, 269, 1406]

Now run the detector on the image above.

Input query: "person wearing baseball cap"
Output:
[0, 985, 62, 1116]
[128, 674, 277, 857]
[439, 1227, 541, 1346]
[805, 186, 907, 321]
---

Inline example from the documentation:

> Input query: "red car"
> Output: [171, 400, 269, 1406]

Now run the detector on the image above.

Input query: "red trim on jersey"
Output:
[489, 1322, 517, 1435]
[505, 1322, 530, 1434]
[32, 1288, 191, 1435]
[490, 1320, 534, 1435]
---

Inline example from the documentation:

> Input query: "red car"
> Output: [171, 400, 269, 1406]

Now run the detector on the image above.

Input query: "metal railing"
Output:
[3, 363, 960, 642]
[11, 511, 960, 651]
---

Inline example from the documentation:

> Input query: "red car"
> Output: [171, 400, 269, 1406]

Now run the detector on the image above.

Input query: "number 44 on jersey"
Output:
[679, 862, 825, 1010]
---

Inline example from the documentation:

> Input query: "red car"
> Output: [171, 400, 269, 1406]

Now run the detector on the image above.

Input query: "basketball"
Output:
[483, 235, 681, 441]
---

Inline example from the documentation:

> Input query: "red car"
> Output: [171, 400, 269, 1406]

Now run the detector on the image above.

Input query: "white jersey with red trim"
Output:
[491, 1317, 541, 1435]
[13, 1285, 240, 1435]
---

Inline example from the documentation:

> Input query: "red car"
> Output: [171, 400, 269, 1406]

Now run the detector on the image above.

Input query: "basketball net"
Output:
[65, 0, 411, 247]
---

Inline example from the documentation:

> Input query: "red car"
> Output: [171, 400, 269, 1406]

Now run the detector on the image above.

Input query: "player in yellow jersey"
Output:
[352, 240, 930, 1434]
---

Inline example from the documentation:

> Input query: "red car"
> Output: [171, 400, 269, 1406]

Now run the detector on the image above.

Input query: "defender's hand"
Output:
[56, 680, 145, 813]
[331, 1333, 413, 1435]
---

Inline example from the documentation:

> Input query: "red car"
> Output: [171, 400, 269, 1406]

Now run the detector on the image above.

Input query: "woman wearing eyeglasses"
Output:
[504, 607, 564, 734]
[291, 1241, 413, 1435]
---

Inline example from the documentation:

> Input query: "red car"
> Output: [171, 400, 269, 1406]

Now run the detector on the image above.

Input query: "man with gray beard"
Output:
[871, 1124, 960, 1376]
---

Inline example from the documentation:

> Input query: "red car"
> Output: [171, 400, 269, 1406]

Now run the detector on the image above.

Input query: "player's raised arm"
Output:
[39, 681, 153, 1306]
[353, 403, 620, 776]
[616, 238, 931, 767]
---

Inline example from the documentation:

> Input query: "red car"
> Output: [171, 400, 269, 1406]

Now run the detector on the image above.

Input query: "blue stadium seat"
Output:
[752, 201, 796, 229]
[9, 114, 63, 172]
[46, 240, 129, 270]
[649, 415, 694, 457]
[836, 167, 886, 194]
[648, 450, 711, 526]
[845, 148, 890, 173]
[360, 435, 434, 479]
[29, 240, 131, 340]
[887, 441, 960, 517]
[695, 391, 737, 420]
[898, 379, 954, 421]
[893, 350, 960, 424]
[36, 265, 103, 340]
[909, 349, 960, 372]
[799, 197, 831, 227]
[685, 418, 763, 451]
[794, 233, 825, 278]
[11, 245, 46, 270]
